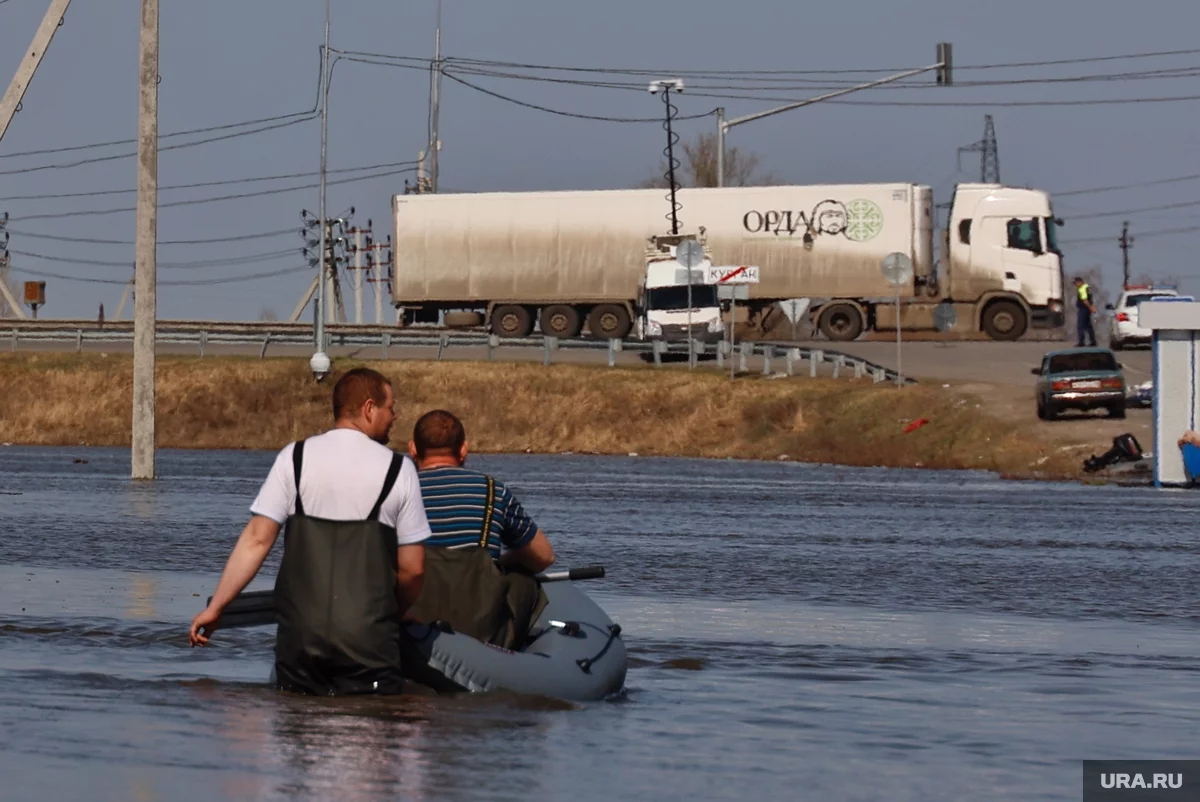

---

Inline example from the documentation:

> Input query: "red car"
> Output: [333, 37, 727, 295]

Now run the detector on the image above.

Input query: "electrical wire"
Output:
[440, 71, 716, 123]
[7, 165, 415, 222]
[0, 160, 418, 201]
[0, 49, 324, 161]
[1061, 223, 1200, 244]
[8, 247, 299, 270]
[11, 263, 313, 286]
[5, 226, 298, 247]
[1054, 170, 1200, 197]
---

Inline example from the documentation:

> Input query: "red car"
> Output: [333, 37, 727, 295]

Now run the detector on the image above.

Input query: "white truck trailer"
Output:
[390, 182, 1066, 341]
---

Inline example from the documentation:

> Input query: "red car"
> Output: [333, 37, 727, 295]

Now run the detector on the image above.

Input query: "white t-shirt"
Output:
[250, 428, 432, 546]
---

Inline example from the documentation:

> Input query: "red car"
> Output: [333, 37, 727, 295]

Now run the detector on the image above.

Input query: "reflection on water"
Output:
[1, 445, 1199, 801]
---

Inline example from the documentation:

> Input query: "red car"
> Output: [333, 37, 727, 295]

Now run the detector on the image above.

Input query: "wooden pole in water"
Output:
[131, 0, 158, 480]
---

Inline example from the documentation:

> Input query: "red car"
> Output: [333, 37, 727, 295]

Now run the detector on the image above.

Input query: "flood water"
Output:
[1, 445, 1198, 801]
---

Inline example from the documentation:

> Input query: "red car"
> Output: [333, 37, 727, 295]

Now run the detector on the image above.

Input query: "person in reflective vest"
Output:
[1073, 276, 1097, 347]
[189, 367, 432, 695]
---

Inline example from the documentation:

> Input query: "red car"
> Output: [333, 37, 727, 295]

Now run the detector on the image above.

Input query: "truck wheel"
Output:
[539, 305, 583, 338]
[588, 304, 632, 339]
[981, 300, 1028, 341]
[817, 303, 864, 341]
[491, 305, 534, 338]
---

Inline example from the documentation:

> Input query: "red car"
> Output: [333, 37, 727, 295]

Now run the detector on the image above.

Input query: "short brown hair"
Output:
[412, 409, 465, 458]
[332, 367, 391, 420]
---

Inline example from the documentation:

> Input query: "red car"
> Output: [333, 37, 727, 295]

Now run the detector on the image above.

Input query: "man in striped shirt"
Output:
[408, 409, 555, 571]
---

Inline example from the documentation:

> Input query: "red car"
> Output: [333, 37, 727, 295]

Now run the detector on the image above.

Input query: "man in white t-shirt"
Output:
[189, 367, 432, 695]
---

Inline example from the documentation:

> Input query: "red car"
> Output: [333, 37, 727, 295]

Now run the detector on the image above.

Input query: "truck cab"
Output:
[943, 184, 1066, 339]
[635, 233, 724, 343]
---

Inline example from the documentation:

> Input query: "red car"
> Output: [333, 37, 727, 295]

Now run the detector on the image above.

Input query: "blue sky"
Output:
[0, 0, 1197, 321]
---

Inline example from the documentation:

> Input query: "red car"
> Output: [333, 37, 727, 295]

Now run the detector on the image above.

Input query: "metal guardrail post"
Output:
[488, 335, 498, 362]
[260, 335, 271, 359]
[652, 339, 666, 366]
[739, 341, 752, 373]
[10, 328, 16, 352]
[761, 345, 774, 375]
[873, 368, 885, 383]
[76, 330, 83, 354]
[437, 333, 448, 361]
[382, 332, 391, 360]
[832, 355, 843, 379]
[543, 336, 558, 366]
[810, 349, 823, 378]
[199, 330, 207, 357]
[787, 348, 801, 376]
[716, 339, 726, 369]
[607, 338, 620, 367]
[854, 360, 864, 378]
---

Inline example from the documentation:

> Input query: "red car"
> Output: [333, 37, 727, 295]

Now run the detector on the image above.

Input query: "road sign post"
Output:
[676, 238, 705, 369]
[881, 252, 914, 386]
[707, 265, 760, 379]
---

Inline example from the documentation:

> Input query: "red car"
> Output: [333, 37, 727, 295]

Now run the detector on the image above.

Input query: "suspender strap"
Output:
[479, 476, 496, 549]
[291, 439, 306, 517]
[368, 453, 406, 522]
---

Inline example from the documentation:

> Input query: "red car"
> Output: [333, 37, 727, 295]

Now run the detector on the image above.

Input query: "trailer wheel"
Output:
[587, 304, 632, 339]
[539, 305, 583, 338]
[491, 305, 534, 338]
[817, 303, 864, 341]
[981, 300, 1027, 341]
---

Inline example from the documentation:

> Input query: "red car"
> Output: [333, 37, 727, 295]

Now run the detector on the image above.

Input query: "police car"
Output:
[1105, 285, 1178, 350]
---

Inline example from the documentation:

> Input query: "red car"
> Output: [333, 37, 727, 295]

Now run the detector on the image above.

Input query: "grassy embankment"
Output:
[0, 353, 1084, 478]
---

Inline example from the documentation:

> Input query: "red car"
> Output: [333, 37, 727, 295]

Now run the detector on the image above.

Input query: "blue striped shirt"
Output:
[417, 466, 538, 556]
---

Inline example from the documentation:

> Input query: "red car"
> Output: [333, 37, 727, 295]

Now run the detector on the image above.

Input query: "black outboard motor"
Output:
[1082, 433, 1144, 473]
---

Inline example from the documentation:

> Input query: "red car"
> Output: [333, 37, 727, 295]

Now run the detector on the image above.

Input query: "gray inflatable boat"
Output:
[399, 579, 626, 701]
[211, 566, 627, 702]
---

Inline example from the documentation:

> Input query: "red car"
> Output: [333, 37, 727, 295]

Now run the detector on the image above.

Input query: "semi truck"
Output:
[390, 182, 1066, 341]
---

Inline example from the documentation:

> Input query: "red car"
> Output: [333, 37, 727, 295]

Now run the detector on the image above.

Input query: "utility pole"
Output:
[428, 0, 442, 193]
[131, 0, 159, 481]
[1120, 221, 1133, 289]
[0, 213, 22, 319]
[716, 107, 725, 188]
[0, 0, 76, 143]
[310, 0, 332, 380]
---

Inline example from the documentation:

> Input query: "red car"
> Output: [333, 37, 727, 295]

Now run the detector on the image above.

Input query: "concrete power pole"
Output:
[428, 0, 442, 193]
[131, 0, 159, 481]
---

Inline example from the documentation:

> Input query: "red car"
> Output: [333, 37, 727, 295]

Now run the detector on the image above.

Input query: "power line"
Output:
[0, 114, 319, 177]
[440, 71, 717, 123]
[1066, 196, 1200, 221]
[11, 263, 313, 286]
[0, 159, 417, 201]
[1054, 170, 1200, 197]
[8, 165, 414, 222]
[1062, 223, 1200, 244]
[0, 50, 324, 161]
[5, 225, 298, 247]
[9, 247, 299, 269]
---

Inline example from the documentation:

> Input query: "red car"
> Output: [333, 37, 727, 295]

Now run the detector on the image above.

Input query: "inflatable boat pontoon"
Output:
[211, 565, 626, 702]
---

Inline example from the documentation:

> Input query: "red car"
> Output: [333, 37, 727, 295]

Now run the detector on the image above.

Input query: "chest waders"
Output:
[273, 439, 408, 696]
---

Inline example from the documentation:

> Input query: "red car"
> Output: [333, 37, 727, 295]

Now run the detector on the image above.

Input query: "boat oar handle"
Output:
[536, 565, 605, 582]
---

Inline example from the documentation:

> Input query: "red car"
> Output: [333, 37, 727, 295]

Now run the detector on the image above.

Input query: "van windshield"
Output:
[646, 284, 718, 311]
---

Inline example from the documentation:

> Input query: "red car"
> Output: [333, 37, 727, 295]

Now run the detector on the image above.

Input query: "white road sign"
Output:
[705, 265, 760, 285]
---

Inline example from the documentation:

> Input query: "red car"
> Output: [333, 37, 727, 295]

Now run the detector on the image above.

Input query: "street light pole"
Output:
[718, 45, 952, 179]
[310, 0, 331, 380]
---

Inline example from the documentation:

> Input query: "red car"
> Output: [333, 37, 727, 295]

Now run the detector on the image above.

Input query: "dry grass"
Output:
[0, 353, 1082, 478]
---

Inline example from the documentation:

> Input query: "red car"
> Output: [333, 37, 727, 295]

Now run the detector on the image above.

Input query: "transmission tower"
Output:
[957, 114, 1000, 184]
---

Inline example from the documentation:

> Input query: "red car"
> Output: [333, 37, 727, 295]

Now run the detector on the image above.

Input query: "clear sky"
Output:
[0, 0, 1197, 321]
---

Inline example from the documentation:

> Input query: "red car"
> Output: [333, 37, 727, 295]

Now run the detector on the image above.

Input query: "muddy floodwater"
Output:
[1, 446, 1198, 801]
